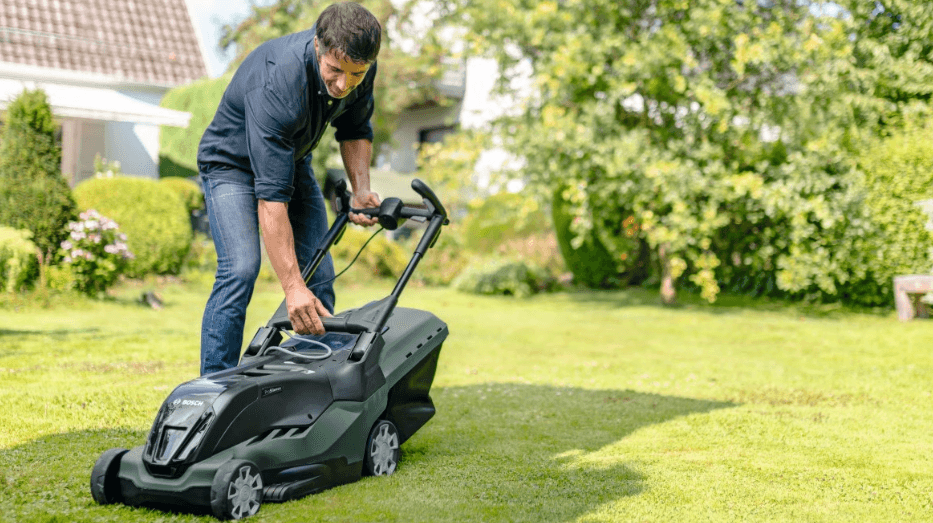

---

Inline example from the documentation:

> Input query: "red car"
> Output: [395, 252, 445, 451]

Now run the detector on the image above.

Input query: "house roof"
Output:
[0, 0, 207, 87]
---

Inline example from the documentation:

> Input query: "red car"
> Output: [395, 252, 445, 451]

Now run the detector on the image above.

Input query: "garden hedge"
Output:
[852, 127, 933, 305]
[74, 176, 192, 277]
[0, 226, 39, 293]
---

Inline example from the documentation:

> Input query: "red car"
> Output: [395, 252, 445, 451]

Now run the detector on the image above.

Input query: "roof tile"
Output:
[0, 0, 206, 86]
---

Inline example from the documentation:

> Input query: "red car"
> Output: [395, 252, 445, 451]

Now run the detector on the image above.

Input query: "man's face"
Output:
[316, 39, 371, 99]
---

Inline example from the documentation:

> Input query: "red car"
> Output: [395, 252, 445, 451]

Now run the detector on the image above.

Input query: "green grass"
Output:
[2, 278, 933, 522]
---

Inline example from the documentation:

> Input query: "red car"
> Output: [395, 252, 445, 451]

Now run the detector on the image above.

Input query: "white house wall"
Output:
[106, 121, 160, 179]
[386, 102, 462, 173]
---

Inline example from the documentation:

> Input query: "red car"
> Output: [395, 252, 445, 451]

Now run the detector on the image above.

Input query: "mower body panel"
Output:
[114, 307, 446, 510]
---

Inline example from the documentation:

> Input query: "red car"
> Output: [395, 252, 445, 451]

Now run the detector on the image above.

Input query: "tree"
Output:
[434, 0, 931, 304]
[0, 89, 77, 259]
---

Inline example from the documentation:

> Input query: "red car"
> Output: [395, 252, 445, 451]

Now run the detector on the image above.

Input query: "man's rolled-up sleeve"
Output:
[332, 63, 377, 143]
[245, 84, 300, 202]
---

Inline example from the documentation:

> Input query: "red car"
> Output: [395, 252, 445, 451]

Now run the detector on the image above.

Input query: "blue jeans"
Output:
[199, 174, 335, 375]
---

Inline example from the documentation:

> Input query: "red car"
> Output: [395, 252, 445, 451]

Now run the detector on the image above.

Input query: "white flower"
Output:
[61, 240, 72, 250]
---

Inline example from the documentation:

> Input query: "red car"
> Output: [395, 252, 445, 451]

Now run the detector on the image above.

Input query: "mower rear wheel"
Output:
[364, 419, 400, 476]
[90, 447, 128, 504]
[210, 459, 263, 520]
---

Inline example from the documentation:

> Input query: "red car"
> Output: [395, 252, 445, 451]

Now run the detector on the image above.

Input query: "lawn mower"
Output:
[90, 179, 450, 520]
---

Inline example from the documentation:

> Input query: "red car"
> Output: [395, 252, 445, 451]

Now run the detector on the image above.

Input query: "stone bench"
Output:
[894, 275, 933, 321]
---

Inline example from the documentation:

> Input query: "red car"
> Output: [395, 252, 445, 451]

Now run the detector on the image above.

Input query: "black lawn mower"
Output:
[90, 179, 450, 520]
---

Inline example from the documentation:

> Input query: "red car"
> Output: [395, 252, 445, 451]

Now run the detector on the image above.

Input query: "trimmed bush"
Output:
[845, 127, 933, 305]
[552, 188, 641, 288]
[0, 89, 77, 256]
[331, 226, 408, 278]
[160, 176, 205, 213]
[453, 257, 553, 297]
[461, 192, 550, 251]
[159, 74, 232, 179]
[0, 226, 39, 293]
[74, 176, 192, 277]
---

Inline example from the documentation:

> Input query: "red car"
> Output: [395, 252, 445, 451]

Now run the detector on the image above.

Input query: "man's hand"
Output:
[349, 189, 381, 226]
[286, 286, 332, 335]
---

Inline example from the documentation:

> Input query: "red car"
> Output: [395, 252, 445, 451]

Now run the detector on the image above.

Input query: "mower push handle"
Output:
[270, 316, 367, 334]
[349, 179, 447, 223]
[411, 179, 447, 218]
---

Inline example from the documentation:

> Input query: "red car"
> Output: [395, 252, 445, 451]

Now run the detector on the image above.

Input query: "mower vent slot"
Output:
[248, 426, 312, 445]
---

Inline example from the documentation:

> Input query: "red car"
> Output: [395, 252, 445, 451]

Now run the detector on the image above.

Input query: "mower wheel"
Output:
[90, 447, 128, 504]
[364, 419, 400, 476]
[210, 459, 263, 520]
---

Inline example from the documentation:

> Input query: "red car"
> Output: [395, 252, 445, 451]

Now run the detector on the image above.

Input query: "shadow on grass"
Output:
[562, 286, 891, 320]
[0, 384, 735, 522]
[396, 383, 736, 520]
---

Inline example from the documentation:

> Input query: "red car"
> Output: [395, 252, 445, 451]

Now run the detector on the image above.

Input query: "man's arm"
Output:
[340, 139, 380, 225]
[258, 199, 331, 335]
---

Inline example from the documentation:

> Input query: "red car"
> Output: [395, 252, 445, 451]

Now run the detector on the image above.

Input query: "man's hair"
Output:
[316, 2, 382, 64]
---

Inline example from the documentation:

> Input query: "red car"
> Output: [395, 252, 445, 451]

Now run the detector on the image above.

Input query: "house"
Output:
[378, 56, 528, 194]
[0, 0, 207, 185]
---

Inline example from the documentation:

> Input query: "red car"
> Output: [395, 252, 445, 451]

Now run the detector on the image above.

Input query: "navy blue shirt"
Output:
[197, 27, 376, 202]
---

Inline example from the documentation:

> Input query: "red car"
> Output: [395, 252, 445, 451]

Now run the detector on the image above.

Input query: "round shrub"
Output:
[74, 176, 192, 277]
[159, 176, 205, 214]
[552, 187, 651, 288]
[0, 226, 39, 293]
[551, 189, 622, 288]
[331, 226, 408, 278]
[453, 257, 553, 297]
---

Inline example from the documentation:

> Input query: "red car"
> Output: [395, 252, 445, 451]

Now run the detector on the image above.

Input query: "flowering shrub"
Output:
[60, 210, 134, 295]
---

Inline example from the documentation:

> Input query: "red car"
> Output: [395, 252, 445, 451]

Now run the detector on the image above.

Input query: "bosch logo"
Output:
[172, 399, 204, 407]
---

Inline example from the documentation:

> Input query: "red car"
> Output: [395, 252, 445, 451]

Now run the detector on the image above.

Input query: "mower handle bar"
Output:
[264, 178, 448, 338]
[270, 315, 366, 333]
[344, 178, 447, 231]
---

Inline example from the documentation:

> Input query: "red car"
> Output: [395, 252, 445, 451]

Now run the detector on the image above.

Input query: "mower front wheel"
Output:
[90, 447, 128, 505]
[210, 459, 263, 520]
[364, 419, 400, 476]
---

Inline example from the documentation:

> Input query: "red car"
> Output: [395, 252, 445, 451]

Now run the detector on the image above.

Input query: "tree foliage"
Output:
[436, 0, 933, 304]
[0, 89, 77, 257]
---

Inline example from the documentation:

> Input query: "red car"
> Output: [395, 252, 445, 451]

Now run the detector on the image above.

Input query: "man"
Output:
[196, 2, 382, 375]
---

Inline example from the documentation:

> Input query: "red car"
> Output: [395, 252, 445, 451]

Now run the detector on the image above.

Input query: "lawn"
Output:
[1, 277, 932, 522]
